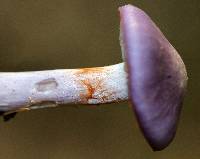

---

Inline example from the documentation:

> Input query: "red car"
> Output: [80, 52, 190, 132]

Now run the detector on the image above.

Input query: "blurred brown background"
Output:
[0, 0, 199, 158]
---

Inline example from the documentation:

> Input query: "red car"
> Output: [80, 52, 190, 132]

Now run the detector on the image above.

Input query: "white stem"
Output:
[0, 63, 128, 113]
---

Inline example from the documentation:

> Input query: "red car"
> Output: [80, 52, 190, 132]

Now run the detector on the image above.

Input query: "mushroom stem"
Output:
[0, 63, 128, 113]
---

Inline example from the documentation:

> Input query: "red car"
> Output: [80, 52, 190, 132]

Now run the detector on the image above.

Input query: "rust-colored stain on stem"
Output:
[80, 79, 96, 102]
[75, 68, 105, 103]
[74, 66, 117, 104]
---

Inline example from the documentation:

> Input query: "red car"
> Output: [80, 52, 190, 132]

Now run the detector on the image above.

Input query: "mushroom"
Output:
[0, 4, 187, 151]
[119, 5, 187, 151]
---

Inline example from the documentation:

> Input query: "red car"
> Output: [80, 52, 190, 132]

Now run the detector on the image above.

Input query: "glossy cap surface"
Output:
[119, 5, 187, 151]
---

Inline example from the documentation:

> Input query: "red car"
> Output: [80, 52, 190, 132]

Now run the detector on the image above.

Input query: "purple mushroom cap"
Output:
[119, 5, 187, 151]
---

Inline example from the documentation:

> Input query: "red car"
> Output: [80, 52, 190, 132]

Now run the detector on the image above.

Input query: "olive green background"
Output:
[0, 0, 199, 158]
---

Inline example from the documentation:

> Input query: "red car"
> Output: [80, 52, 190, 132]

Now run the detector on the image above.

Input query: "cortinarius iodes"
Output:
[0, 4, 187, 151]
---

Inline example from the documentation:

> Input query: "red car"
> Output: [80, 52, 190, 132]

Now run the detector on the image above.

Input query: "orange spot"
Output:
[81, 79, 95, 101]
[77, 77, 105, 104]
[74, 66, 117, 104]
[76, 67, 104, 74]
